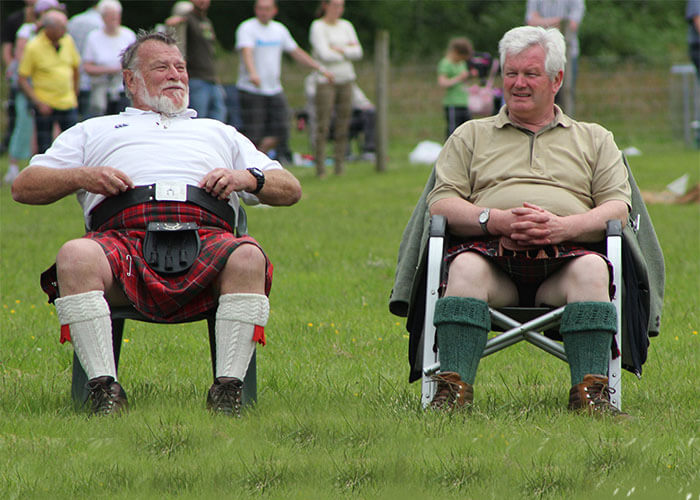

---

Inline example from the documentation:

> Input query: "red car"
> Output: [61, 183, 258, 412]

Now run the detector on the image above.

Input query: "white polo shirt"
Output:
[235, 17, 298, 96]
[29, 107, 283, 227]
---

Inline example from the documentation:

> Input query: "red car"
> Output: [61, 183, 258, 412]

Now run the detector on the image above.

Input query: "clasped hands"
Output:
[497, 202, 570, 250]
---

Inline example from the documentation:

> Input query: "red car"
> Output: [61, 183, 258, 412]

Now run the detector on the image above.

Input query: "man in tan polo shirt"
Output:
[426, 25, 631, 415]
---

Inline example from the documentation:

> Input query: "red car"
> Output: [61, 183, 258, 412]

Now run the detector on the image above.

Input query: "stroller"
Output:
[467, 52, 502, 117]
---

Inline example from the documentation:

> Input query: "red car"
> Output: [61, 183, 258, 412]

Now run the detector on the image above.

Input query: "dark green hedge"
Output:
[0, 0, 688, 63]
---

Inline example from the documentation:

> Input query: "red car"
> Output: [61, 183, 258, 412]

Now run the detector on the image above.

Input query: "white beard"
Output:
[134, 73, 189, 116]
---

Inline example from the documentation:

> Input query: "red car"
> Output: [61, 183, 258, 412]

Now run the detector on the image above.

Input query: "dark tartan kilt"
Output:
[444, 238, 614, 306]
[41, 201, 273, 323]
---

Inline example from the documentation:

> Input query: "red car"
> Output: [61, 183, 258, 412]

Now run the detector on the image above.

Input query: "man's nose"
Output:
[513, 73, 527, 88]
[165, 65, 181, 80]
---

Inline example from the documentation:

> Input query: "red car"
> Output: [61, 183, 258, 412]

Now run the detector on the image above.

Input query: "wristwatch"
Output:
[478, 208, 491, 235]
[247, 167, 265, 194]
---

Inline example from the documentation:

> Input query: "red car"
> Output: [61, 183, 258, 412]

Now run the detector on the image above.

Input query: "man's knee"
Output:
[56, 238, 114, 295]
[223, 244, 266, 277]
[567, 254, 610, 291]
[445, 252, 513, 303]
[56, 238, 108, 275]
[541, 254, 610, 304]
[216, 243, 267, 295]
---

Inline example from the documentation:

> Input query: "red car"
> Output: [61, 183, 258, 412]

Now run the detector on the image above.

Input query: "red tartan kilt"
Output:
[444, 238, 615, 304]
[41, 201, 273, 323]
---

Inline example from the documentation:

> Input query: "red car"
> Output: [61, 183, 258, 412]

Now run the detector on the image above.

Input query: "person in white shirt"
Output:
[82, 0, 135, 116]
[235, 0, 332, 157]
[11, 30, 302, 417]
[67, 0, 104, 119]
[309, 0, 362, 177]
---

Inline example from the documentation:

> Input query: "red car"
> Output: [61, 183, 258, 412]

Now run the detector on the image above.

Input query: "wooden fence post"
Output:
[374, 30, 389, 172]
[561, 23, 574, 116]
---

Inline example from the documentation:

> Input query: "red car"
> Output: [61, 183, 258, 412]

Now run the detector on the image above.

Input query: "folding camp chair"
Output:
[419, 215, 624, 410]
[390, 156, 663, 412]
[69, 205, 258, 409]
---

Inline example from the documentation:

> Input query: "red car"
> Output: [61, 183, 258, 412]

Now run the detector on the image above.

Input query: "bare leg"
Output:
[55, 238, 129, 304]
[535, 254, 610, 306]
[443, 251, 518, 306]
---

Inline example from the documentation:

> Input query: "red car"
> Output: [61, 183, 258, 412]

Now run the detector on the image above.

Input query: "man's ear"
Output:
[123, 69, 134, 95]
[553, 70, 564, 93]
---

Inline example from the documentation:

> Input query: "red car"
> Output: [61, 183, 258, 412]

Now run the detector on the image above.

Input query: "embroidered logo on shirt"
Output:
[114, 123, 129, 128]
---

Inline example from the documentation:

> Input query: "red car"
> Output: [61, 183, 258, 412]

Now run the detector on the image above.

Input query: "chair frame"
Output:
[71, 305, 257, 409]
[420, 215, 623, 410]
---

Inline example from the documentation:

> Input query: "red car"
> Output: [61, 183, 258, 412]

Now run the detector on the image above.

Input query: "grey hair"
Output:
[120, 29, 180, 100]
[498, 26, 566, 80]
[97, 0, 122, 15]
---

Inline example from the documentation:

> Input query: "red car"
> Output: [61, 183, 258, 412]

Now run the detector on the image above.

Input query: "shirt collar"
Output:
[36, 30, 66, 48]
[122, 107, 198, 119]
[494, 104, 572, 131]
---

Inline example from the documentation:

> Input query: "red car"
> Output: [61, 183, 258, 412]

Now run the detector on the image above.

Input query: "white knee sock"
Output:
[215, 293, 269, 381]
[54, 291, 117, 381]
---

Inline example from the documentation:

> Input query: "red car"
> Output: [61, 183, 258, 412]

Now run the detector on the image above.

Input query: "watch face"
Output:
[479, 210, 489, 223]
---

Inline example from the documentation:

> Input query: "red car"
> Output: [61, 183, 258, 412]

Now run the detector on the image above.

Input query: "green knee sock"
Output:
[560, 301, 617, 386]
[434, 296, 490, 385]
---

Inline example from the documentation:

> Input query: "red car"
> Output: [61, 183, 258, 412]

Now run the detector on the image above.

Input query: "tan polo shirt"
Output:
[427, 106, 631, 216]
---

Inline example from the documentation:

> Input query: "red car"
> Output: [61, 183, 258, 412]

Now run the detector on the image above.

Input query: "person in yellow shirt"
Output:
[18, 8, 80, 153]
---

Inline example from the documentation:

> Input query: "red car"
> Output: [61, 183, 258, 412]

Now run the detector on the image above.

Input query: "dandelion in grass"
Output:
[675, 336, 679, 341]
[124, 339, 130, 343]
[30, 304, 35, 309]
[15, 299, 20, 304]
[693, 330, 698, 336]
[307, 322, 314, 327]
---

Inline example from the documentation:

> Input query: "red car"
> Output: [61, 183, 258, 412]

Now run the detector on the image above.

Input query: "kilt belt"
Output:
[89, 184, 237, 231]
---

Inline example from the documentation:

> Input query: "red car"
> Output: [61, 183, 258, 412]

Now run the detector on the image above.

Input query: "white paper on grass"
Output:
[409, 140, 443, 165]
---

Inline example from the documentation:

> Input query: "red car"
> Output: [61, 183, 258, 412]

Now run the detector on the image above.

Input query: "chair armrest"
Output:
[429, 215, 446, 238]
[606, 219, 622, 237]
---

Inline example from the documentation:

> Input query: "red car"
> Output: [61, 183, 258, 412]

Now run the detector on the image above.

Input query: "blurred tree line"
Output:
[0, 0, 689, 64]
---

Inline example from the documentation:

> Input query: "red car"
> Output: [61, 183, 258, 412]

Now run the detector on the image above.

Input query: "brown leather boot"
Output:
[207, 377, 243, 417]
[86, 376, 128, 416]
[568, 374, 630, 418]
[429, 371, 473, 410]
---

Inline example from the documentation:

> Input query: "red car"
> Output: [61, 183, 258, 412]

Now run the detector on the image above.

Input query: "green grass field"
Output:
[1, 143, 698, 498]
[1, 56, 699, 497]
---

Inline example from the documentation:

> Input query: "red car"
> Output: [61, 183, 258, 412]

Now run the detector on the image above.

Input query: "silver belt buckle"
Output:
[155, 182, 187, 202]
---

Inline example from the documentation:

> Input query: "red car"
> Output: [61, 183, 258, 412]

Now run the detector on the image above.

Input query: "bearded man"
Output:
[11, 30, 302, 416]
